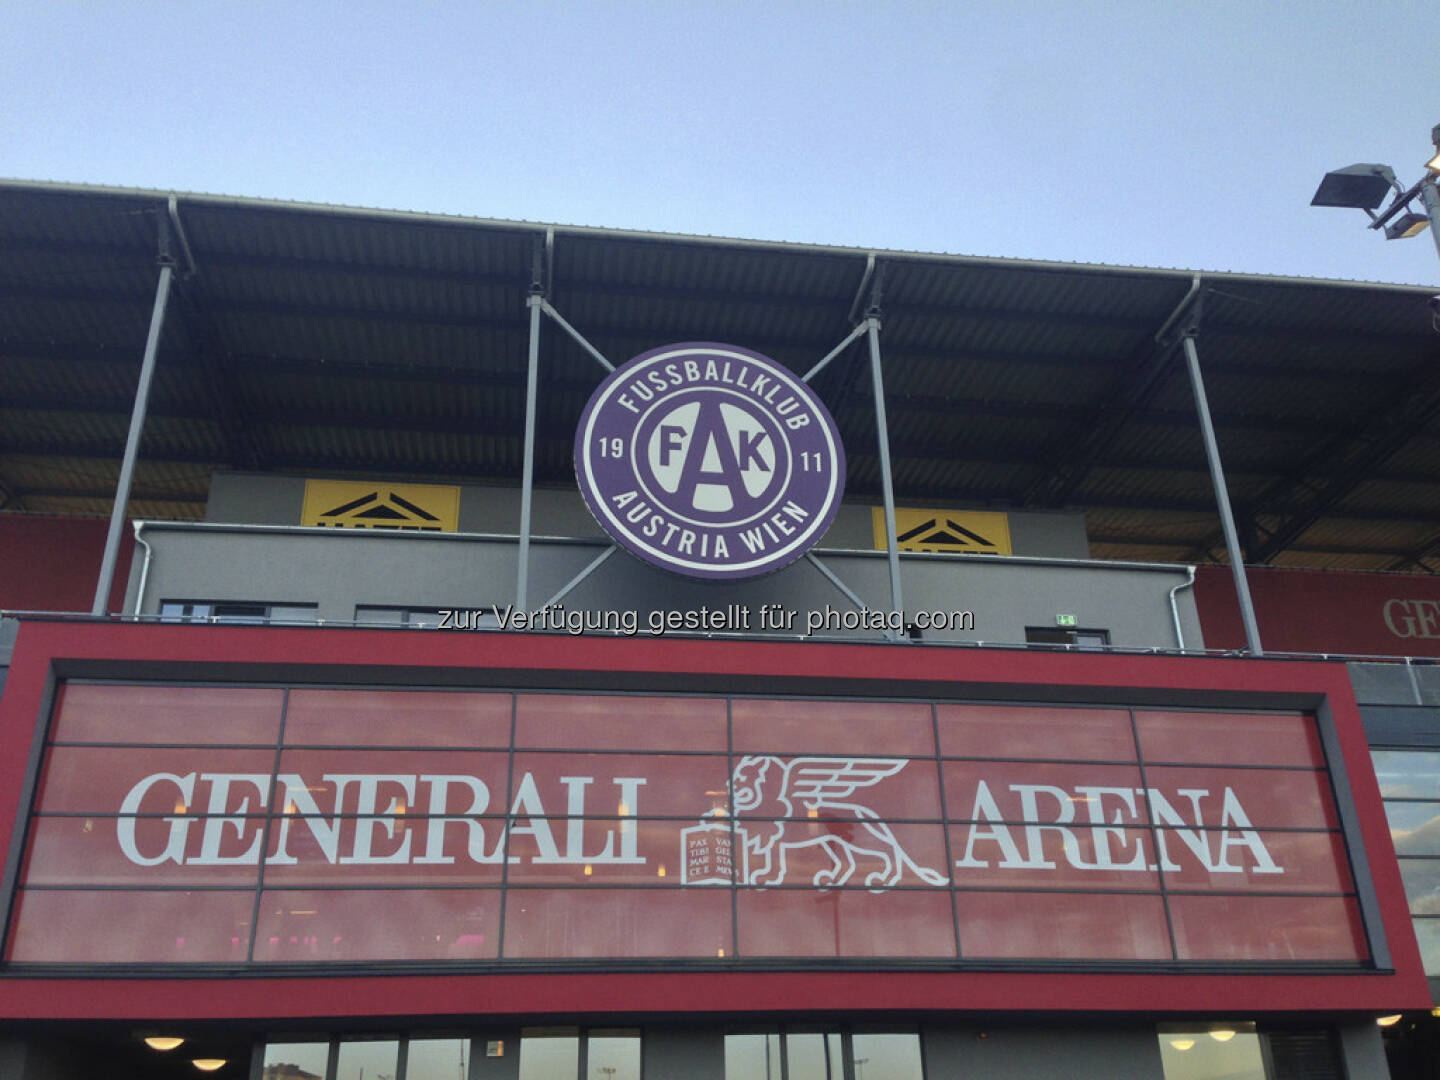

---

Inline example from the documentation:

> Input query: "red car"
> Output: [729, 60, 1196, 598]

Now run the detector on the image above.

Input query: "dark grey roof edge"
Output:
[2, 176, 1436, 295]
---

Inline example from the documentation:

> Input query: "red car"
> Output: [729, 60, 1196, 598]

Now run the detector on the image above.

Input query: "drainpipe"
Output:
[1168, 564, 1196, 650]
[130, 521, 154, 618]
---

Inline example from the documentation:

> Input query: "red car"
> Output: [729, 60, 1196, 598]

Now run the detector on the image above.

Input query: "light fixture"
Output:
[1168, 1038, 1196, 1051]
[1209, 1028, 1237, 1042]
[144, 1037, 185, 1052]
[1385, 211, 1430, 240]
[1311, 164, 1398, 209]
[192, 1060, 227, 1072]
[1426, 149, 1440, 175]
[1377, 1014, 1403, 1027]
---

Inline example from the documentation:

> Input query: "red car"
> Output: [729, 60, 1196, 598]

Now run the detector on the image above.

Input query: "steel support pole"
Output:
[92, 261, 174, 615]
[1421, 177, 1440, 263]
[1181, 332, 1263, 655]
[516, 294, 544, 612]
[866, 316, 904, 630]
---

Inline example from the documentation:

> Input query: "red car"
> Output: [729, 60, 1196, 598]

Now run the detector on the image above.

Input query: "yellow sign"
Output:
[872, 507, 1012, 555]
[302, 480, 460, 532]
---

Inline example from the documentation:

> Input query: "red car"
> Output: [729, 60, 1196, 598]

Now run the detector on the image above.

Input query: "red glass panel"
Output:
[1134, 710, 1323, 767]
[733, 755, 943, 822]
[937, 704, 1136, 762]
[955, 890, 1172, 960]
[284, 689, 512, 747]
[1168, 894, 1369, 962]
[510, 752, 730, 817]
[6, 888, 255, 963]
[514, 694, 727, 752]
[1142, 766, 1338, 829]
[33, 747, 277, 814]
[502, 887, 731, 958]
[504, 818, 710, 886]
[252, 889, 499, 962]
[23, 815, 265, 887]
[261, 816, 506, 886]
[734, 822, 949, 888]
[274, 750, 509, 814]
[731, 699, 935, 756]
[948, 824, 1160, 891]
[737, 887, 955, 958]
[50, 683, 283, 745]
[1159, 829, 1353, 894]
[942, 762, 1149, 823]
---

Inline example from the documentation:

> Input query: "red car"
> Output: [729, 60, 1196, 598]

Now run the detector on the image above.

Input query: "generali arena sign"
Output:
[8, 683, 1371, 967]
[574, 343, 845, 579]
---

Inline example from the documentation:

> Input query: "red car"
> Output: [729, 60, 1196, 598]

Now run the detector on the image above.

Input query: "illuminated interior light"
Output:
[617, 801, 630, 816]
[1168, 1039, 1195, 1051]
[807, 806, 819, 819]
[192, 1060, 227, 1072]
[144, 1037, 185, 1052]
[1209, 1029, 1236, 1042]
[583, 864, 593, 876]
[657, 865, 667, 878]
[173, 801, 188, 814]
[284, 801, 297, 815]
[717, 948, 725, 957]
[288, 910, 316, 916]
[1377, 1014, 1403, 1027]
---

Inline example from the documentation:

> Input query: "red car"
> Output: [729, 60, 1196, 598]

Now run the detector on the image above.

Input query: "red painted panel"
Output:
[514, 693, 727, 752]
[253, 889, 500, 963]
[285, 689, 512, 748]
[1194, 564, 1440, 658]
[1134, 709, 1323, 766]
[949, 824, 1160, 890]
[1142, 766, 1338, 829]
[955, 890, 1171, 960]
[50, 683, 283, 745]
[7, 888, 254, 964]
[0, 513, 134, 614]
[34, 747, 276, 813]
[731, 698, 935, 756]
[1168, 894, 1369, 962]
[1160, 830, 1353, 894]
[936, 704, 1136, 761]
[737, 888, 954, 958]
[23, 815, 265, 886]
[942, 761, 1149, 822]
[503, 887, 730, 959]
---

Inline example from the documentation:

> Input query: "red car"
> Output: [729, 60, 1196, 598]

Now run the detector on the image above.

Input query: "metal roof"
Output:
[2, 179, 1439, 572]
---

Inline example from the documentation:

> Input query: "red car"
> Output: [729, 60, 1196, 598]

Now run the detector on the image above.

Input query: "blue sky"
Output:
[3, 1, 1437, 284]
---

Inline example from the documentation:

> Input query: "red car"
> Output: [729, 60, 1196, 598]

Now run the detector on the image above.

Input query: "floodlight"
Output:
[1426, 148, 1440, 175]
[1385, 211, 1430, 239]
[1310, 164, 1398, 209]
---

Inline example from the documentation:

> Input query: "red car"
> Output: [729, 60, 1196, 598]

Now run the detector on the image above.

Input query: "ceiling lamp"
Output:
[1168, 1038, 1196, 1051]
[144, 1037, 185, 1052]
[1377, 1014, 1403, 1027]
[192, 1060, 227, 1072]
[1209, 1029, 1237, 1042]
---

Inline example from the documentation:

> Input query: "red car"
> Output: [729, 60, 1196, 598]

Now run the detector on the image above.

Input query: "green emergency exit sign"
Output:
[1056, 613, 1078, 627]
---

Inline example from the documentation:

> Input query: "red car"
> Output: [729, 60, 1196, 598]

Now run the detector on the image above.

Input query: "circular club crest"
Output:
[575, 342, 846, 580]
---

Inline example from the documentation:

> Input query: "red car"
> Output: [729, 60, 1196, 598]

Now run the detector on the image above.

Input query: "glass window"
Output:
[1384, 801, 1440, 855]
[725, 1034, 782, 1080]
[1156, 1025, 1264, 1080]
[850, 1034, 923, 1080]
[519, 1032, 579, 1080]
[586, 1031, 640, 1080]
[1371, 749, 1440, 799]
[404, 1040, 469, 1080]
[158, 601, 318, 624]
[262, 1042, 330, 1080]
[336, 1041, 399, 1080]
[355, 606, 454, 628]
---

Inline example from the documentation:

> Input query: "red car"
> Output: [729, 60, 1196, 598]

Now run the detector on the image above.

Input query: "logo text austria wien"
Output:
[576, 343, 845, 579]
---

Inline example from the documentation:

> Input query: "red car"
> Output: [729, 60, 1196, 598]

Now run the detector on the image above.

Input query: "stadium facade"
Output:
[2, 181, 1440, 1080]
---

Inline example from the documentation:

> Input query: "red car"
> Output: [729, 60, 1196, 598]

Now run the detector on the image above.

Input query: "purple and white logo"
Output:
[575, 342, 846, 580]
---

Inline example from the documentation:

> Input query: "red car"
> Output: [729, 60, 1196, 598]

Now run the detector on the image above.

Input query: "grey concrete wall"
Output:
[922, 1024, 1164, 1079]
[203, 473, 1090, 559]
[1336, 1021, 1389, 1080]
[126, 523, 1203, 650]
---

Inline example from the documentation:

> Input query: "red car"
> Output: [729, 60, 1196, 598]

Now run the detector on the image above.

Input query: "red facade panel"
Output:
[0, 620, 1428, 1019]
